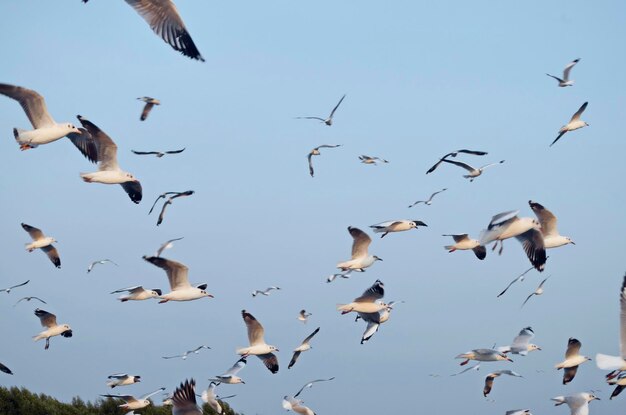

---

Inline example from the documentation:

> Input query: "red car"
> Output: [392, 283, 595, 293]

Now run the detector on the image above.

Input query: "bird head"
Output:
[566, 237, 576, 245]
[66, 124, 81, 134]
[201, 290, 214, 298]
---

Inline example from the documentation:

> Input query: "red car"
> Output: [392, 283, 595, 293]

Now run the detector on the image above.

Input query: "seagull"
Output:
[251, 286, 281, 297]
[170, 380, 202, 415]
[237, 310, 279, 374]
[555, 338, 592, 385]
[296, 94, 346, 126]
[101, 387, 166, 412]
[32, 308, 73, 350]
[282, 395, 315, 415]
[0, 279, 29, 294]
[307, 144, 342, 177]
[162, 345, 211, 360]
[497, 327, 542, 355]
[136, 97, 161, 121]
[370, 219, 427, 238]
[149, 191, 194, 215]
[149, 190, 195, 226]
[546, 58, 580, 87]
[455, 349, 513, 366]
[609, 373, 626, 400]
[201, 382, 225, 414]
[426, 149, 489, 174]
[110, 286, 162, 302]
[21, 223, 60, 268]
[596, 273, 626, 379]
[132, 148, 186, 157]
[336, 227, 382, 271]
[294, 378, 335, 397]
[483, 370, 523, 397]
[209, 357, 247, 384]
[450, 363, 480, 376]
[297, 310, 312, 323]
[0, 363, 13, 375]
[326, 270, 352, 283]
[479, 210, 547, 272]
[337, 279, 387, 315]
[155, 237, 184, 257]
[106, 374, 141, 388]
[442, 234, 486, 260]
[552, 393, 600, 415]
[408, 188, 447, 207]
[497, 266, 534, 297]
[358, 300, 403, 344]
[13, 296, 47, 307]
[439, 159, 505, 182]
[288, 327, 320, 369]
[142, 256, 213, 303]
[528, 201, 575, 248]
[76, 115, 142, 204]
[359, 155, 389, 165]
[82, 1, 204, 61]
[87, 259, 118, 273]
[521, 276, 550, 308]
[551, 102, 589, 147]
[0, 83, 84, 151]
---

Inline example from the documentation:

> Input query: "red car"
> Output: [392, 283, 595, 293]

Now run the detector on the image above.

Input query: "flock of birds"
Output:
[0, 2, 622, 415]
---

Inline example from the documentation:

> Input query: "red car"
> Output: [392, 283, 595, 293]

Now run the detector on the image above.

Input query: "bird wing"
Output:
[328, 94, 346, 118]
[441, 158, 475, 172]
[296, 116, 326, 121]
[288, 351, 301, 369]
[132, 150, 160, 155]
[483, 374, 496, 396]
[515, 228, 546, 272]
[141, 387, 166, 400]
[21, 223, 44, 241]
[67, 128, 98, 163]
[157, 199, 172, 226]
[488, 210, 520, 229]
[456, 149, 488, 156]
[550, 130, 567, 147]
[0, 363, 13, 375]
[545, 73, 564, 83]
[110, 285, 142, 294]
[512, 327, 534, 348]
[294, 377, 335, 397]
[348, 227, 372, 259]
[478, 160, 505, 170]
[140, 102, 154, 121]
[120, 181, 143, 204]
[565, 338, 582, 358]
[307, 153, 314, 177]
[165, 148, 186, 154]
[42, 245, 61, 268]
[9, 280, 29, 290]
[429, 188, 447, 200]
[425, 158, 446, 174]
[124, 0, 204, 61]
[563, 366, 579, 385]
[242, 310, 265, 346]
[528, 200, 558, 237]
[143, 256, 191, 290]
[497, 276, 520, 298]
[361, 320, 380, 344]
[224, 357, 246, 376]
[171, 380, 201, 413]
[354, 280, 384, 302]
[562, 58, 580, 81]
[521, 293, 535, 308]
[257, 353, 279, 374]
[315, 144, 342, 150]
[156, 237, 184, 256]
[108, 373, 129, 379]
[301, 327, 320, 345]
[444, 234, 469, 243]
[0, 83, 55, 127]
[76, 116, 119, 171]
[101, 394, 135, 402]
[472, 245, 487, 260]
[35, 309, 57, 328]
[570, 102, 588, 121]
[620, 274, 626, 359]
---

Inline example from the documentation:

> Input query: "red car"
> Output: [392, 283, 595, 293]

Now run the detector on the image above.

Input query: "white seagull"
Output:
[296, 94, 346, 126]
[497, 266, 534, 298]
[14, 296, 47, 307]
[155, 237, 184, 257]
[370, 219, 427, 238]
[551, 102, 589, 147]
[297, 309, 312, 323]
[307, 144, 342, 177]
[552, 393, 599, 415]
[521, 276, 550, 308]
[483, 370, 523, 397]
[288, 327, 320, 369]
[87, 259, 118, 273]
[497, 327, 542, 355]
[110, 286, 162, 302]
[282, 396, 315, 415]
[426, 149, 489, 174]
[171, 379, 202, 415]
[101, 388, 166, 412]
[237, 310, 279, 374]
[136, 97, 160, 121]
[209, 357, 247, 384]
[596, 273, 626, 379]
[443, 234, 486, 260]
[0, 83, 84, 151]
[546, 58, 580, 87]
[293, 378, 336, 398]
[359, 155, 389, 165]
[251, 286, 281, 297]
[162, 345, 211, 360]
[106, 374, 141, 388]
[440, 159, 505, 182]
[455, 349, 513, 365]
[82, 1, 204, 61]
[21, 223, 61, 268]
[337, 280, 387, 315]
[76, 115, 143, 204]
[336, 227, 382, 271]
[32, 309, 73, 350]
[408, 188, 447, 207]
[450, 363, 480, 376]
[528, 200, 575, 248]
[142, 256, 213, 303]
[555, 338, 591, 385]
[0, 280, 29, 294]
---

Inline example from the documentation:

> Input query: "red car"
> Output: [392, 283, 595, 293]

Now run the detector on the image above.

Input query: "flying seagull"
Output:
[87, 259, 118, 273]
[307, 144, 341, 177]
[296, 94, 346, 126]
[357, 300, 403, 344]
[440, 159, 505, 182]
[32, 308, 73, 350]
[201, 382, 226, 414]
[209, 357, 247, 384]
[359, 155, 389, 165]
[0, 363, 13, 375]
[162, 345, 211, 360]
[528, 201, 575, 248]
[294, 377, 335, 397]
[100, 387, 166, 412]
[555, 338, 591, 385]
[497, 327, 542, 356]
[483, 370, 523, 397]
[297, 309, 312, 323]
[497, 266, 534, 297]
[450, 363, 480, 376]
[408, 188, 447, 207]
[336, 227, 382, 272]
[443, 234, 486, 260]
[608, 373, 626, 400]
[106, 374, 141, 388]
[426, 149, 488, 174]
[76, 115, 143, 204]
[551, 102, 589, 147]
[21, 223, 61, 268]
[596, 273, 626, 379]
[521, 276, 550, 308]
[552, 393, 599, 414]
[0, 279, 29, 294]
[455, 349, 513, 366]
[237, 310, 279, 374]
[136, 97, 160, 121]
[111, 286, 162, 302]
[149, 190, 195, 225]
[337, 280, 387, 315]
[370, 219, 427, 238]
[155, 237, 184, 257]
[142, 256, 213, 303]
[14, 296, 47, 307]
[288, 327, 320, 369]
[0, 83, 85, 151]
[546, 58, 580, 87]
[132, 148, 186, 157]
[251, 286, 281, 297]
[171, 379, 202, 415]
[82, 1, 204, 61]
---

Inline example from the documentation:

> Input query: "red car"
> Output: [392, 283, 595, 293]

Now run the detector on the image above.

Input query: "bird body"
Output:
[338, 280, 386, 315]
[546, 58, 580, 87]
[497, 327, 541, 355]
[337, 227, 382, 271]
[32, 309, 72, 350]
[456, 349, 513, 365]
[111, 286, 161, 302]
[106, 374, 141, 388]
[370, 220, 427, 238]
[551, 102, 589, 147]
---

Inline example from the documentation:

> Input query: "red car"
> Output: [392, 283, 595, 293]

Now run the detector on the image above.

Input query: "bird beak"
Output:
[376, 257, 383, 261]
[570, 241, 576, 245]
[594, 397, 601, 400]
[207, 294, 215, 298]
[506, 357, 513, 362]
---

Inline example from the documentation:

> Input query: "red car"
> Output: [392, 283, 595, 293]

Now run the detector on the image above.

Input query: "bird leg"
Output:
[459, 359, 469, 366]
[158, 299, 169, 304]
[19, 143, 33, 151]
[45, 338, 50, 350]
[498, 241, 504, 255]
[380, 232, 388, 238]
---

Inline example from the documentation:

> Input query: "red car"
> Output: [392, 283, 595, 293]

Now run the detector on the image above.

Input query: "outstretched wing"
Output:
[0, 83, 55, 128]
[257, 353, 279, 374]
[241, 310, 265, 346]
[348, 227, 371, 259]
[328, 94, 346, 118]
[515, 229, 546, 272]
[354, 280, 384, 302]
[42, 245, 61, 268]
[21, 223, 44, 241]
[570, 102, 588, 121]
[35, 308, 57, 328]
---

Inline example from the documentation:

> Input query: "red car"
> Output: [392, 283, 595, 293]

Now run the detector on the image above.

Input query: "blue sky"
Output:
[1, 1, 625, 414]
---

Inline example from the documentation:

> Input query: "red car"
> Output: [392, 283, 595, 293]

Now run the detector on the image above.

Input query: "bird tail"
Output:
[551, 396, 565, 406]
[444, 245, 455, 251]
[32, 334, 45, 341]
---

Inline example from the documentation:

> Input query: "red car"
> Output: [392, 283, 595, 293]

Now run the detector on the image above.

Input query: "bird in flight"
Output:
[132, 148, 185, 158]
[426, 149, 488, 174]
[87, 259, 118, 273]
[136, 97, 160, 121]
[408, 188, 447, 208]
[0, 280, 29, 294]
[551, 102, 589, 147]
[546, 58, 580, 87]
[296, 94, 346, 126]
[149, 190, 195, 226]
[307, 144, 341, 177]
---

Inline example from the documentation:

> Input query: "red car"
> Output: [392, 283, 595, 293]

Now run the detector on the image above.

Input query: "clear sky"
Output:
[1, 1, 625, 414]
